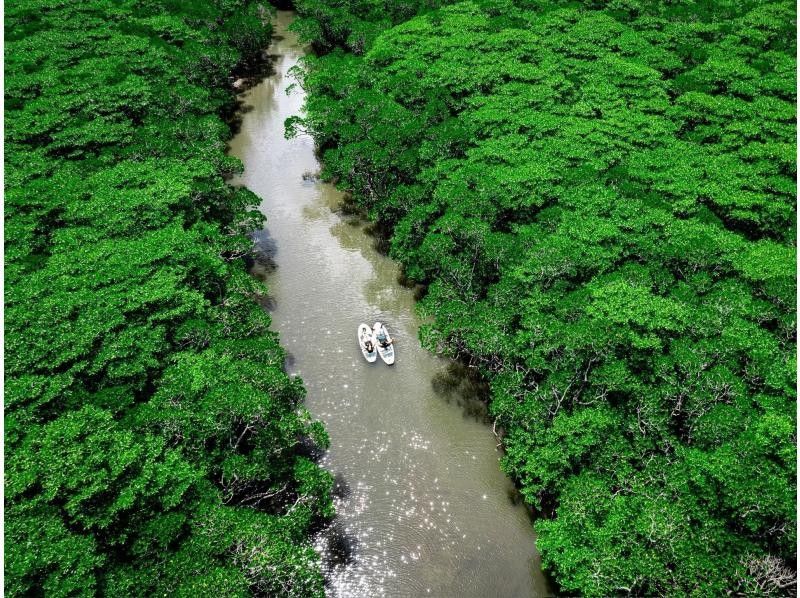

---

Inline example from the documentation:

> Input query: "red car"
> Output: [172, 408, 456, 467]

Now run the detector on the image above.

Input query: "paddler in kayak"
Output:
[373, 322, 393, 348]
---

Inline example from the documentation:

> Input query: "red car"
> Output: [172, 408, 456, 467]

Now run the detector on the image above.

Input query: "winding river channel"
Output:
[229, 11, 549, 597]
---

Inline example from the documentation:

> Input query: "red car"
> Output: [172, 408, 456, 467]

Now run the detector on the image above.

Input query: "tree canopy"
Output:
[292, 0, 796, 594]
[5, 1, 331, 595]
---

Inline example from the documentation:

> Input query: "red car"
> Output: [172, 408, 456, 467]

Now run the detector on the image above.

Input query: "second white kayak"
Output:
[372, 322, 395, 365]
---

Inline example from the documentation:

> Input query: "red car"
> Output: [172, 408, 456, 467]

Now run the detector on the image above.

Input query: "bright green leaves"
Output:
[736, 240, 796, 303]
[5, 504, 105, 598]
[143, 347, 302, 459]
[292, 0, 447, 54]
[294, 457, 336, 519]
[682, 412, 796, 550]
[503, 406, 629, 507]
[9, 407, 197, 529]
[5, 223, 213, 394]
[536, 467, 752, 597]
[209, 504, 327, 598]
[587, 278, 688, 345]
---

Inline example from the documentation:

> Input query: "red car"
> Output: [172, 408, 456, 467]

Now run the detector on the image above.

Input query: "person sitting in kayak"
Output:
[375, 328, 392, 348]
[364, 338, 374, 353]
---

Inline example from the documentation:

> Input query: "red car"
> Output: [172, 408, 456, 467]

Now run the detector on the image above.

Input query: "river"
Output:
[228, 11, 549, 597]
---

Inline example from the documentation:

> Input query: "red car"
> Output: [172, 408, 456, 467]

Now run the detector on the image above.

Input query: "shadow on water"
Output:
[226, 53, 280, 134]
[315, 517, 359, 585]
[323, 520, 359, 570]
[507, 486, 525, 507]
[246, 233, 278, 310]
[431, 362, 492, 425]
[431, 364, 531, 511]
[333, 194, 368, 219]
[331, 473, 351, 500]
[323, 191, 391, 255]
[255, 294, 277, 311]
[253, 227, 279, 259]
[327, 195, 431, 300]
[248, 228, 279, 282]
[247, 256, 277, 304]
[363, 222, 391, 255]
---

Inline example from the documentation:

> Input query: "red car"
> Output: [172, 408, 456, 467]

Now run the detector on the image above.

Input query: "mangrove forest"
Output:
[4, 0, 797, 596]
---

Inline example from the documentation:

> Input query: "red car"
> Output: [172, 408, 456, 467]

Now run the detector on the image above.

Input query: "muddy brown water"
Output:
[228, 11, 549, 597]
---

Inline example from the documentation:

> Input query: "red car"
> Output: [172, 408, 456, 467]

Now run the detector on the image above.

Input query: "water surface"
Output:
[229, 11, 549, 597]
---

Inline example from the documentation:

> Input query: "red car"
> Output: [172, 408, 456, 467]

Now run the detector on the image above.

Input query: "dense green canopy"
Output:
[292, 0, 797, 594]
[5, 2, 331, 595]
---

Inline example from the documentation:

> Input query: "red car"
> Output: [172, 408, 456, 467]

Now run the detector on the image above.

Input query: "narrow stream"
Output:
[229, 11, 549, 597]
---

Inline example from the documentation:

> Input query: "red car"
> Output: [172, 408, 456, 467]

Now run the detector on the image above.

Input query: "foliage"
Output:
[293, 0, 797, 594]
[5, 1, 331, 595]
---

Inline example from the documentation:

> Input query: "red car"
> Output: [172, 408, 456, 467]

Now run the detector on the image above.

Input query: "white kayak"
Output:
[372, 322, 395, 365]
[358, 323, 377, 363]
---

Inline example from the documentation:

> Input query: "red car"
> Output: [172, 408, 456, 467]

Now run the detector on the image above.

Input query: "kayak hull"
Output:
[378, 344, 395, 365]
[358, 323, 378, 362]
